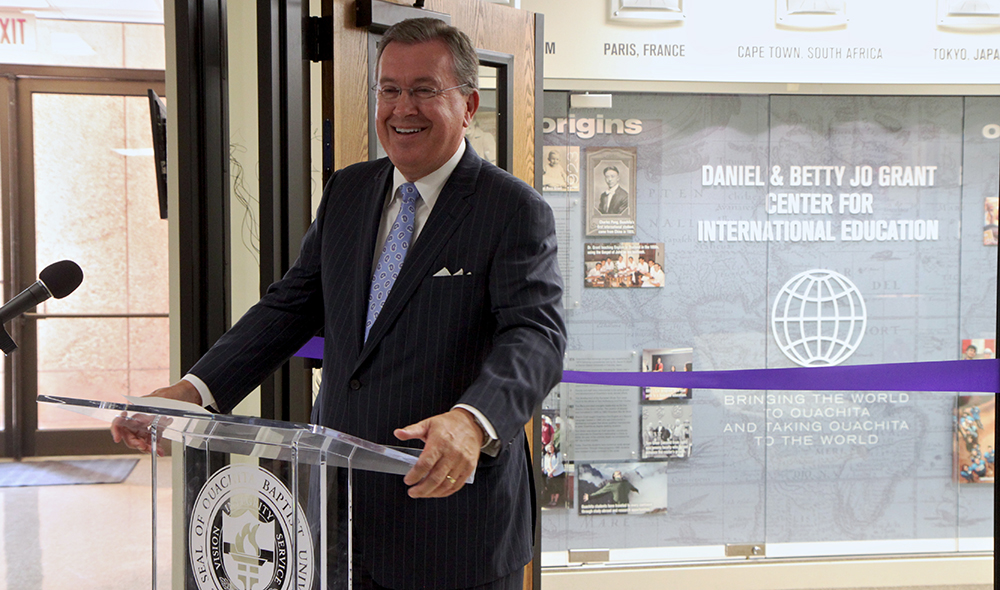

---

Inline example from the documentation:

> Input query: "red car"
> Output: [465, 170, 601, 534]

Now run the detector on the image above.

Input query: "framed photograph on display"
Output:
[640, 404, 693, 460]
[954, 395, 995, 483]
[577, 462, 668, 515]
[984, 197, 998, 246]
[961, 338, 995, 360]
[467, 110, 498, 166]
[541, 146, 580, 192]
[641, 347, 693, 400]
[541, 409, 573, 510]
[584, 242, 663, 288]
[585, 147, 637, 236]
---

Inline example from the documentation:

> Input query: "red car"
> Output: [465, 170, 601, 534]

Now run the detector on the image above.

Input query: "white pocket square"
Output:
[433, 267, 469, 277]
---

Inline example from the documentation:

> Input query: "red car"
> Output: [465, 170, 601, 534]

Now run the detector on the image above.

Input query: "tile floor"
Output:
[0, 455, 171, 590]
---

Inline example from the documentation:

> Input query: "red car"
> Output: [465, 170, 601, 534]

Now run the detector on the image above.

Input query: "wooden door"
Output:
[324, 0, 539, 181]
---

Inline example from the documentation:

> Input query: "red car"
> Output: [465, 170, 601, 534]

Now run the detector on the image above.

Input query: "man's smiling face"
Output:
[375, 39, 479, 182]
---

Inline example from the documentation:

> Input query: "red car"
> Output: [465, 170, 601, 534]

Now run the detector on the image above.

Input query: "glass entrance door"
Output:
[2, 73, 167, 457]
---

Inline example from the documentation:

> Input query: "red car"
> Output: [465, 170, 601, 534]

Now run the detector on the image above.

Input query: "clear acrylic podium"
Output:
[38, 394, 422, 590]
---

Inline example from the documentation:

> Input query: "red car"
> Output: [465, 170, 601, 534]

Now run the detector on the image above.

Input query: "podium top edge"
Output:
[37, 394, 420, 468]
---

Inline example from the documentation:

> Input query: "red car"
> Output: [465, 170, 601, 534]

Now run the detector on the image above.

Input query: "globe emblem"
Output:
[771, 269, 867, 367]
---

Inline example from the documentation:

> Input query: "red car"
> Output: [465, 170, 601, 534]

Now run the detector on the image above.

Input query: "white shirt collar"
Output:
[390, 141, 466, 208]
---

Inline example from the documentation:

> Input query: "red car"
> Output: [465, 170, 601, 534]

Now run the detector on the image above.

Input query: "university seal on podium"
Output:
[189, 464, 314, 590]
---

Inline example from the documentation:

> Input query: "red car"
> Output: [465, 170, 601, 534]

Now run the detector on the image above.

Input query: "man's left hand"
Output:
[394, 408, 484, 499]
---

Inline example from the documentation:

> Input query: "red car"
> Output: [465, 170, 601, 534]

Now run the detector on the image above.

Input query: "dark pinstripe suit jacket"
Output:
[189, 143, 566, 589]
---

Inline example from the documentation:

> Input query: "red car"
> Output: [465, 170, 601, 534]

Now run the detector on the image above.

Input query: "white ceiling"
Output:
[0, 0, 164, 24]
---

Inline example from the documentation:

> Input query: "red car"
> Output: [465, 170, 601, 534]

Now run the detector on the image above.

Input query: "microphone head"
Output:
[38, 260, 84, 299]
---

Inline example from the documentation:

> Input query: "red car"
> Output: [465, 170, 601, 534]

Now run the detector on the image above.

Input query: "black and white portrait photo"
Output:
[586, 147, 637, 236]
[542, 145, 580, 192]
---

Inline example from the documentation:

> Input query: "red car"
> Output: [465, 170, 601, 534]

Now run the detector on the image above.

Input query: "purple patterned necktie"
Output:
[365, 183, 419, 340]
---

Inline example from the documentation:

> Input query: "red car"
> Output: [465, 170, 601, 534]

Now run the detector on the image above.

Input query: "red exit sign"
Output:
[0, 13, 35, 49]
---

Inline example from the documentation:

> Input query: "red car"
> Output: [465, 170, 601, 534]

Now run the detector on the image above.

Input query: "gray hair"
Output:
[376, 18, 478, 94]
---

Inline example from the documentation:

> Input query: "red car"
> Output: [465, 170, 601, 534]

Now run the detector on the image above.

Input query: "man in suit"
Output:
[596, 165, 628, 215]
[113, 18, 565, 590]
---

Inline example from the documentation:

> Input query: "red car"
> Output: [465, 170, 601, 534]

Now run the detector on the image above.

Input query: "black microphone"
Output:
[0, 260, 84, 325]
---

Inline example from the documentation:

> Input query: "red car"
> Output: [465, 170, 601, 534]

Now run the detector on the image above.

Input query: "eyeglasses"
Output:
[371, 83, 469, 103]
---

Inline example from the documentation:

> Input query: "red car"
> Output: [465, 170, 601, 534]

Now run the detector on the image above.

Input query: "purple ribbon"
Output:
[564, 359, 999, 393]
[297, 336, 324, 360]
[295, 337, 999, 393]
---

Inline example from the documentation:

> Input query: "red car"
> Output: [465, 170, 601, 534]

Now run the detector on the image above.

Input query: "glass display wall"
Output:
[538, 92, 998, 566]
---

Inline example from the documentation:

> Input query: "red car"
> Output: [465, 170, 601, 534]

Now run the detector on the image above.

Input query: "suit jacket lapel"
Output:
[356, 147, 481, 367]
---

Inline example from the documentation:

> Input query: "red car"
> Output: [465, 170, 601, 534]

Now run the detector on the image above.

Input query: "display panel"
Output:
[523, 0, 1000, 85]
[540, 92, 998, 565]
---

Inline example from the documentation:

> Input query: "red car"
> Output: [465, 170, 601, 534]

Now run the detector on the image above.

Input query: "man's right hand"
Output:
[110, 380, 202, 454]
